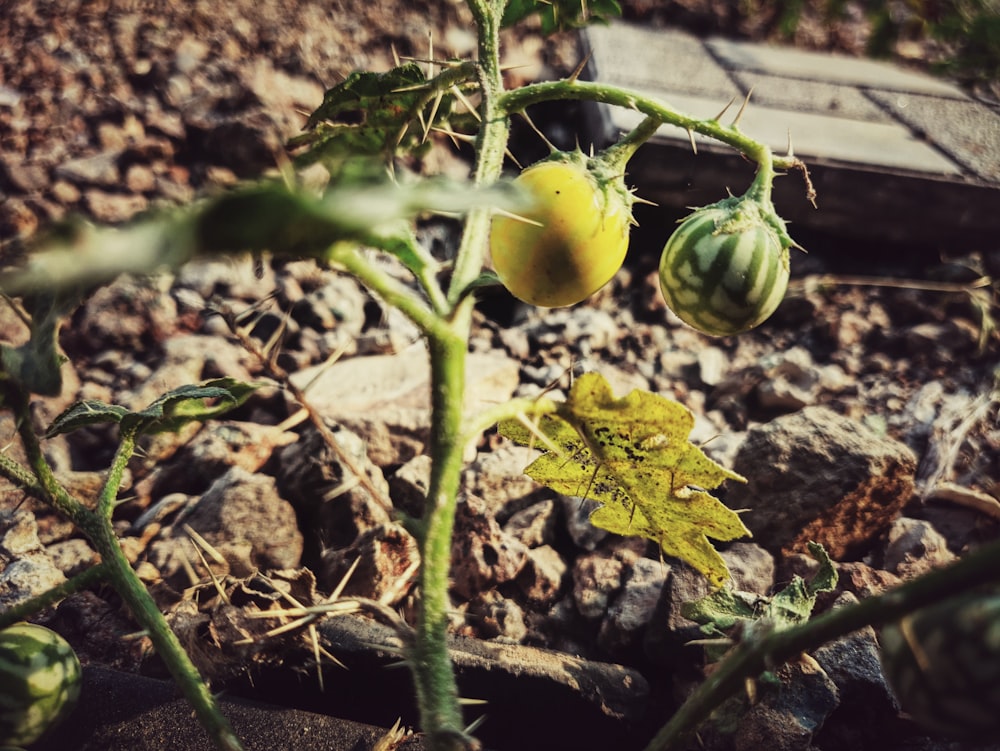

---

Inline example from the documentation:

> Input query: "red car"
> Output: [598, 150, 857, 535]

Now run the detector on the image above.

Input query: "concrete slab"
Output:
[580, 20, 1000, 249]
[586, 23, 740, 100]
[865, 90, 1000, 182]
[705, 36, 969, 98]
[612, 94, 962, 175]
[727, 71, 892, 122]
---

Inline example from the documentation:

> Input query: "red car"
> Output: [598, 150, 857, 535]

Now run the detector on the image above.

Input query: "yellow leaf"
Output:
[499, 372, 749, 588]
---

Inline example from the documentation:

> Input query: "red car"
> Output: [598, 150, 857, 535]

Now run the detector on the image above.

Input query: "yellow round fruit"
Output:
[489, 153, 631, 308]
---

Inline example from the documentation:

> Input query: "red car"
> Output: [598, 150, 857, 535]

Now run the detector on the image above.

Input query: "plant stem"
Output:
[329, 242, 451, 340]
[406, 5, 512, 749]
[500, 79, 784, 168]
[643, 537, 1000, 751]
[461, 395, 559, 445]
[0, 563, 110, 630]
[446, 0, 509, 305]
[599, 114, 664, 173]
[412, 321, 471, 748]
[6, 388, 244, 751]
[92, 516, 245, 751]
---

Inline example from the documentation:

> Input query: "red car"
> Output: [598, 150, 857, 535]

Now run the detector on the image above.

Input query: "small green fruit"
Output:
[880, 592, 1000, 740]
[0, 623, 82, 746]
[658, 193, 792, 336]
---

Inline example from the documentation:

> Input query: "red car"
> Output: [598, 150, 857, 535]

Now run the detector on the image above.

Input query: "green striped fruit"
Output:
[0, 623, 82, 746]
[880, 592, 1000, 740]
[658, 194, 792, 336]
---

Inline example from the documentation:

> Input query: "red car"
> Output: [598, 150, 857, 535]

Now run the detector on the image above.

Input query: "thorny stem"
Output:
[446, 0, 509, 306]
[3, 388, 245, 751]
[500, 79, 815, 203]
[0, 563, 110, 631]
[408, 3, 510, 749]
[599, 114, 664, 173]
[643, 537, 1000, 751]
[411, 325, 472, 748]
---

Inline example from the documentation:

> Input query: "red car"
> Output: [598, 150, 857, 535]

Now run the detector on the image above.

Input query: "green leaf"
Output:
[499, 371, 749, 588]
[292, 63, 468, 171]
[502, 0, 622, 34]
[0, 292, 80, 397]
[121, 378, 259, 436]
[682, 542, 839, 651]
[45, 400, 131, 438]
[0, 180, 518, 297]
[45, 379, 259, 439]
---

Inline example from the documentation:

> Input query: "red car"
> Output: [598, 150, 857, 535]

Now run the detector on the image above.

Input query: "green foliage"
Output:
[500, 372, 749, 588]
[291, 62, 475, 172]
[502, 0, 622, 33]
[45, 378, 259, 439]
[0, 180, 517, 299]
[0, 293, 78, 398]
[683, 542, 837, 658]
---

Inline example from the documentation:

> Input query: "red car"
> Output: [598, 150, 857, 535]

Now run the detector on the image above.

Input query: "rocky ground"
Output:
[1, 1, 1000, 751]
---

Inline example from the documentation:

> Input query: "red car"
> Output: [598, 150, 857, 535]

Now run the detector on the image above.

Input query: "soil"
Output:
[1, 2, 999, 751]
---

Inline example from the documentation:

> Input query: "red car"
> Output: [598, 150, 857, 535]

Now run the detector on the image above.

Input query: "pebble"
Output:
[726, 405, 918, 558]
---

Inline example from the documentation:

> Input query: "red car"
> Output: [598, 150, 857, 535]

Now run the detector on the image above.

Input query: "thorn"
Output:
[786, 128, 795, 158]
[422, 91, 444, 145]
[567, 50, 592, 84]
[391, 44, 401, 68]
[430, 126, 476, 145]
[518, 110, 557, 153]
[492, 207, 543, 227]
[450, 84, 480, 121]
[732, 87, 753, 129]
[686, 127, 698, 155]
[631, 193, 658, 207]
[427, 30, 435, 80]
[713, 95, 737, 122]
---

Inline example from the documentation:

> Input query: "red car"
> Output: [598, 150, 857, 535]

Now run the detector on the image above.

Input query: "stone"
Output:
[1, 158, 49, 192]
[572, 543, 641, 621]
[725, 406, 918, 558]
[731, 657, 840, 751]
[387, 453, 432, 518]
[697, 346, 728, 387]
[722, 541, 776, 595]
[561, 495, 609, 552]
[516, 544, 567, 606]
[462, 442, 547, 512]
[54, 150, 122, 186]
[755, 346, 819, 411]
[462, 589, 528, 642]
[811, 593, 900, 750]
[450, 494, 529, 600]
[276, 421, 392, 553]
[124, 163, 157, 193]
[181, 466, 303, 571]
[644, 561, 711, 669]
[46, 538, 99, 577]
[503, 499, 557, 548]
[598, 557, 669, 659]
[289, 343, 520, 466]
[0, 508, 67, 609]
[881, 516, 956, 580]
[319, 523, 418, 605]
[832, 560, 902, 599]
